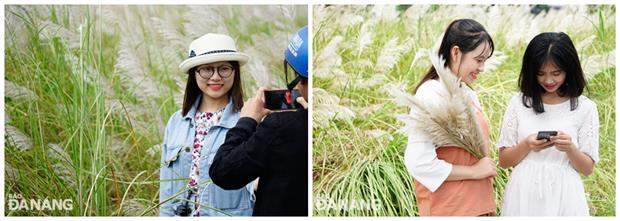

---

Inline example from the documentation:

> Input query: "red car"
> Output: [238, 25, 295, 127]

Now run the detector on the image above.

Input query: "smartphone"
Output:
[536, 131, 558, 141]
[264, 89, 302, 110]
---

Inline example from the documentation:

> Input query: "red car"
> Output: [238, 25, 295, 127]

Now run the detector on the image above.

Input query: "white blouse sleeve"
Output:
[403, 81, 452, 192]
[497, 94, 520, 149]
[577, 100, 600, 163]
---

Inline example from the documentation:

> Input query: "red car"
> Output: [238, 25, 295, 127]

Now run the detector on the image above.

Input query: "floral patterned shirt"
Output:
[187, 109, 223, 216]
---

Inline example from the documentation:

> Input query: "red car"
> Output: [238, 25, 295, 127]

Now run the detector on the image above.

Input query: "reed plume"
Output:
[393, 53, 486, 158]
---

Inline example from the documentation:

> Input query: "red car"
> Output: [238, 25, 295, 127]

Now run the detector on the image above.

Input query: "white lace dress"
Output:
[496, 93, 599, 216]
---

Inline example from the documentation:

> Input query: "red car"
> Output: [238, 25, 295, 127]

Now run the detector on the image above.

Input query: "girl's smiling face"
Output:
[450, 41, 492, 85]
[195, 61, 235, 100]
[537, 60, 566, 94]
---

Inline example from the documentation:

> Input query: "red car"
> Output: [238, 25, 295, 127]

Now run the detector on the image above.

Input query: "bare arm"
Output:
[498, 141, 529, 168]
[446, 157, 497, 181]
[552, 131, 595, 176]
[565, 147, 595, 175]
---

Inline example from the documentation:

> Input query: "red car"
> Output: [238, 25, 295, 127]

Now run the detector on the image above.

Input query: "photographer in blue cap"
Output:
[209, 26, 308, 216]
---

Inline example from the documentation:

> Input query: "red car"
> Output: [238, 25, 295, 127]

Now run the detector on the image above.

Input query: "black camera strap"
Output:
[284, 60, 301, 91]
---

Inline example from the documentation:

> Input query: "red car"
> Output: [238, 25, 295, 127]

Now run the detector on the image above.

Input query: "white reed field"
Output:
[313, 5, 615, 216]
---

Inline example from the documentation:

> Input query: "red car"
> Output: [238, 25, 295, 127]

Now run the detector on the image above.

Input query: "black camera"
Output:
[536, 131, 558, 141]
[175, 204, 192, 216]
[174, 190, 194, 216]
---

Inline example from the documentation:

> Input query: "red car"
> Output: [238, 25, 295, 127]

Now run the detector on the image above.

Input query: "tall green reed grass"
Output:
[313, 5, 615, 216]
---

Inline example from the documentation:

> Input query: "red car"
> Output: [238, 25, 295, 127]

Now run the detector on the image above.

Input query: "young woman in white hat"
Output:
[159, 33, 254, 216]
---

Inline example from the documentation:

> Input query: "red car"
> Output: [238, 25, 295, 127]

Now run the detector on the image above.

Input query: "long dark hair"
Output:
[414, 19, 494, 93]
[181, 61, 244, 116]
[519, 32, 585, 114]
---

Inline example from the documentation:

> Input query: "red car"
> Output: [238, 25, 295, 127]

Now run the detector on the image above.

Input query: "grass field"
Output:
[312, 5, 615, 216]
[4, 5, 306, 216]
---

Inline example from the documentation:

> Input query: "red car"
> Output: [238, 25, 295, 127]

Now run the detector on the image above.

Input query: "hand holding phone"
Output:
[240, 87, 270, 123]
[536, 131, 558, 141]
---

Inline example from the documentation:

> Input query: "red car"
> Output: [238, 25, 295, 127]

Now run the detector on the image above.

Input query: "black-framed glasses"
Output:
[196, 65, 234, 79]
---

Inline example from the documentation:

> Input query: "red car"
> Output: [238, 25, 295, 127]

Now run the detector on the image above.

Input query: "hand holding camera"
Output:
[241, 87, 271, 123]
[295, 96, 308, 109]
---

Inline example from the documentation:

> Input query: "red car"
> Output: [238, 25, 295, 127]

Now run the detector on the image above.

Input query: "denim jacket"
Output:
[159, 96, 254, 216]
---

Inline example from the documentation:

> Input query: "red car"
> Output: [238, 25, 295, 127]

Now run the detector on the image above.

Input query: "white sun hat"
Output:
[178, 33, 249, 73]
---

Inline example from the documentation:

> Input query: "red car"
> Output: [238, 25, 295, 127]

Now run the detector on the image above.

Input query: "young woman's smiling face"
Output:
[451, 41, 492, 85]
[195, 61, 235, 100]
[537, 60, 566, 94]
